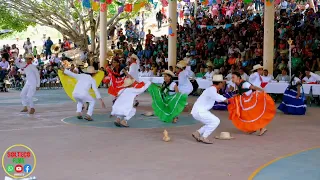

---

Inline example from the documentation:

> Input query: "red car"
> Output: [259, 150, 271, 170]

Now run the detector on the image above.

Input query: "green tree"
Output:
[0, 0, 147, 53]
[0, 5, 33, 36]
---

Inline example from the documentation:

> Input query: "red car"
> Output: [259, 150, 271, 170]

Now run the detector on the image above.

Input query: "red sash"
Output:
[21, 63, 32, 71]
[260, 75, 268, 88]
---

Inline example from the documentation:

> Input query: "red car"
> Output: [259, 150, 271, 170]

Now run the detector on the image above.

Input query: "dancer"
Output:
[176, 60, 193, 95]
[191, 75, 229, 144]
[112, 78, 151, 127]
[212, 82, 235, 110]
[278, 76, 306, 115]
[15, 54, 40, 114]
[61, 66, 106, 121]
[128, 54, 142, 107]
[249, 64, 265, 88]
[228, 72, 276, 136]
[148, 70, 188, 123]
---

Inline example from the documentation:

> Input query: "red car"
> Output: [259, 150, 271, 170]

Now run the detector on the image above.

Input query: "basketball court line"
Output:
[0, 125, 65, 132]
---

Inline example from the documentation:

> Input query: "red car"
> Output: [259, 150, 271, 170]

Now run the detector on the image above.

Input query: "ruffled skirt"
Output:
[278, 87, 306, 115]
[228, 91, 276, 132]
[148, 83, 188, 123]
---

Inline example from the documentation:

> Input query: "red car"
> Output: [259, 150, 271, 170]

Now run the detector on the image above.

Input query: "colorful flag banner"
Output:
[133, 3, 142, 12]
[124, 4, 132, 12]
[92, 1, 100, 11]
[82, 0, 92, 8]
[118, 6, 124, 13]
[109, 4, 117, 14]
[100, 2, 107, 12]
[106, 0, 112, 4]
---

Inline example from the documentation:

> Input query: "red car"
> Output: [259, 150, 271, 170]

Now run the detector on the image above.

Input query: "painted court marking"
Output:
[61, 113, 199, 129]
[249, 146, 320, 180]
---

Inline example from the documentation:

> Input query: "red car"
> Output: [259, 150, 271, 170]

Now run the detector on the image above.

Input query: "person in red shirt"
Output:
[145, 29, 155, 46]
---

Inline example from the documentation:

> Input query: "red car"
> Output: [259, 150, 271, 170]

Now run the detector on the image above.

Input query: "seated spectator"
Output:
[203, 64, 214, 80]
[261, 69, 274, 82]
[302, 69, 318, 83]
[0, 57, 10, 71]
[196, 66, 206, 78]
[276, 68, 290, 82]
[213, 55, 224, 68]
[50, 53, 61, 67]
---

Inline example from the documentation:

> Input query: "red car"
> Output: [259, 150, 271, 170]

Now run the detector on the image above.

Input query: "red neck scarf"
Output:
[22, 62, 32, 71]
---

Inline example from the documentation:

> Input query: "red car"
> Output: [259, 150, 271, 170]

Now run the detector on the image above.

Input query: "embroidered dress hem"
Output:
[278, 86, 306, 115]
[148, 83, 188, 123]
[228, 91, 276, 132]
[213, 91, 234, 110]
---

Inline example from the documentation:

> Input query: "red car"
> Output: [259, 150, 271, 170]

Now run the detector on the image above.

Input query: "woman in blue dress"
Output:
[212, 82, 235, 110]
[278, 76, 306, 115]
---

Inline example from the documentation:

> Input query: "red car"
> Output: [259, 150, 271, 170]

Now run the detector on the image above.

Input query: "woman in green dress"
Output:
[148, 70, 188, 123]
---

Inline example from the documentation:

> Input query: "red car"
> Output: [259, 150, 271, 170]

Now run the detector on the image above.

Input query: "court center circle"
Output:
[62, 112, 198, 128]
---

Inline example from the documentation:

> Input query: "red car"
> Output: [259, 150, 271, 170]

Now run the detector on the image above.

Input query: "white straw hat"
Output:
[251, 64, 264, 71]
[162, 70, 175, 77]
[176, 60, 188, 69]
[131, 54, 139, 60]
[215, 132, 235, 140]
[120, 78, 135, 88]
[83, 66, 97, 74]
[25, 54, 34, 59]
[212, 74, 226, 82]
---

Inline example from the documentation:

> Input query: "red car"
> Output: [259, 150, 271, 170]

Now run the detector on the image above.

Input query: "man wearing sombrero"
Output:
[112, 78, 151, 127]
[191, 74, 229, 144]
[15, 54, 40, 114]
[249, 64, 264, 88]
[61, 66, 106, 121]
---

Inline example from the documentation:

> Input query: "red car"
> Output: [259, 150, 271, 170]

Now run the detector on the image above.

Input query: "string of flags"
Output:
[197, 18, 247, 30]
[81, 0, 150, 14]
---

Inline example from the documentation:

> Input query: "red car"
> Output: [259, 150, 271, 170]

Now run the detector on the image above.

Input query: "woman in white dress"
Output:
[176, 60, 193, 95]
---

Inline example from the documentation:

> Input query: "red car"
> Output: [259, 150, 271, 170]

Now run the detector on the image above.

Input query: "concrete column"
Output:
[263, 2, 274, 74]
[99, 4, 107, 68]
[309, 0, 316, 12]
[168, 0, 177, 69]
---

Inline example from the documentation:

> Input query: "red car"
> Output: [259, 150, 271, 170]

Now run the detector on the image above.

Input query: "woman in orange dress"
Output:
[228, 72, 276, 136]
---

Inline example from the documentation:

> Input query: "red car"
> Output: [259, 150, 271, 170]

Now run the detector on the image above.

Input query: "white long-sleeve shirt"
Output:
[204, 71, 214, 80]
[15, 59, 40, 87]
[64, 69, 101, 99]
[178, 70, 193, 95]
[191, 86, 227, 114]
[112, 81, 151, 117]
[310, 72, 320, 81]
[129, 63, 139, 81]
[249, 72, 262, 87]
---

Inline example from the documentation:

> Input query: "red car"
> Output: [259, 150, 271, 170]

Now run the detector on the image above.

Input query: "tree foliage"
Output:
[0, 5, 33, 38]
[0, 0, 146, 52]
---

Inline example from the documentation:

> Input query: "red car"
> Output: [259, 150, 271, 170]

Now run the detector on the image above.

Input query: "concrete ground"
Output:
[0, 89, 320, 180]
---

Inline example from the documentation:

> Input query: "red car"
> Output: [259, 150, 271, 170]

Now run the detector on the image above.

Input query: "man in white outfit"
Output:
[112, 78, 151, 127]
[62, 66, 106, 121]
[15, 54, 40, 114]
[191, 74, 228, 144]
[249, 64, 264, 88]
[128, 54, 140, 107]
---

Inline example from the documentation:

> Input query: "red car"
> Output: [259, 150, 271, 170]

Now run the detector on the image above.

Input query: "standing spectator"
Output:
[23, 38, 33, 55]
[280, 0, 288, 15]
[10, 44, 19, 59]
[44, 37, 53, 59]
[139, 29, 145, 45]
[156, 11, 163, 30]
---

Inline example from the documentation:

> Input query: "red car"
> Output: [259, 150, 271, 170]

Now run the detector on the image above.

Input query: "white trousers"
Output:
[192, 111, 220, 138]
[20, 84, 37, 108]
[73, 93, 96, 116]
[115, 108, 136, 121]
